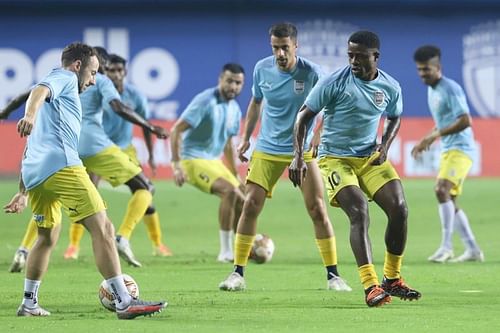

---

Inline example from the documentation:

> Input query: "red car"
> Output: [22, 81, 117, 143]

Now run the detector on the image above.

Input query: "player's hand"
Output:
[237, 140, 251, 163]
[17, 116, 35, 137]
[288, 156, 307, 187]
[148, 157, 157, 177]
[371, 145, 387, 165]
[411, 143, 425, 159]
[4, 192, 28, 214]
[172, 163, 186, 187]
[152, 125, 169, 139]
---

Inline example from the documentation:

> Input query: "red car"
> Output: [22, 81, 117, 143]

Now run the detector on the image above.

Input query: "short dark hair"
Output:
[93, 46, 109, 63]
[221, 63, 244, 75]
[269, 22, 297, 40]
[61, 42, 96, 68]
[108, 54, 127, 66]
[348, 30, 380, 49]
[414, 45, 441, 62]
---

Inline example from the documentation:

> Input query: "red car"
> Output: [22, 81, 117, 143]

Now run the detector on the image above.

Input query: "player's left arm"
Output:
[372, 116, 401, 165]
[109, 99, 169, 139]
[289, 105, 317, 187]
[142, 127, 156, 176]
[223, 137, 238, 177]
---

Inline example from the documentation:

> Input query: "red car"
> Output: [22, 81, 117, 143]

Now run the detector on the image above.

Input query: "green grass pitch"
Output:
[0, 178, 499, 332]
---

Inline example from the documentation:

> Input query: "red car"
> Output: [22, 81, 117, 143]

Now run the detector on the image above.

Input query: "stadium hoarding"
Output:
[1, 119, 498, 178]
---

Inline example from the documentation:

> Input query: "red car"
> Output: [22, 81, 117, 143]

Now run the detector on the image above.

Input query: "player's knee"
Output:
[306, 199, 328, 223]
[346, 202, 369, 225]
[390, 199, 408, 223]
[243, 196, 264, 218]
[145, 205, 156, 215]
[434, 185, 449, 201]
[38, 231, 58, 248]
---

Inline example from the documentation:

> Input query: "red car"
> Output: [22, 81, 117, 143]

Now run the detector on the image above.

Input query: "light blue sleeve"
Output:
[304, 78, 335, 114]
[251, 65, 263, 101]
[448, 85, 470, 117]
[99, 75, 121, 106]
[180, 98, 207, 128]
[229, 107, 242, 137]
[39, 71, 73, 103]
[386, 86, 403, 118]
[135, 90, 150, 119]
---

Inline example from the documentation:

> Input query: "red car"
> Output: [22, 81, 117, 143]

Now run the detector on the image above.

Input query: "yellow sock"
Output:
[383, 251, 403, 280]
[358, 264, 379, 289]
[315, 237, 338, 266]
[118, 189, 152, 239]
[20, 219, 38, 250]
[144, 212, 162, 247]
[234, 233, 255, 267]
[69, 223, 85, 248]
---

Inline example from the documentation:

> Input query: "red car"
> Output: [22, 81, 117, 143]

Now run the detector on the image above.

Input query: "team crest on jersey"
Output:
[463, 20, 500, 117]
[294, 80, 305, 94]
[374, 91, 385, 106]
[297, 20, 358, 73]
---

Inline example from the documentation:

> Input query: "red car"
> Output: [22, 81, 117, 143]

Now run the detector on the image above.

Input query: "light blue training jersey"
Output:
[180, 87, 241, 160]
[21, 68, 83, 190]
[305, 66, 403, 157]
[78, 73, 121, 158]
[103, 84, 149, 149]
[252, 56, 323, 154]
[428, 76, 475, 159]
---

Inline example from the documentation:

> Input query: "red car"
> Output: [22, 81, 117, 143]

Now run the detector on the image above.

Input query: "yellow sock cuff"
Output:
[234, 233, 255, 267]
[20, 219, 38, 250]
[383, 251, 403, 280]
[144, 212, 162, 246]
[358, 264, 379, 289]
[69, 223, 85, 248]
[118, 189, 153, 239]
[315, 237, 338, 266]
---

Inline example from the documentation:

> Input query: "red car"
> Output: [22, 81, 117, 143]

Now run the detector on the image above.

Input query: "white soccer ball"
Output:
[98, 273, 139, 312]
[249, 233, 275, 264]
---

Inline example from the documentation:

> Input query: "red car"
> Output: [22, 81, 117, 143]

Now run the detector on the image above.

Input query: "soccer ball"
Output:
[249, 233, 275, 264]
[98, 273, 139, 312]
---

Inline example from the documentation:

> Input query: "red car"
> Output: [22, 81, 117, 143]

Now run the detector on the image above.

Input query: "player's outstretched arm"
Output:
[289, 105, 316, 187]
[170, 119, 191, 187]
[237, 97, 262, 162]
[0, 90, 31, 120]
[411, 126, 440, 159]
[17, 86, 50, 137]
[109, 99, 169, 139]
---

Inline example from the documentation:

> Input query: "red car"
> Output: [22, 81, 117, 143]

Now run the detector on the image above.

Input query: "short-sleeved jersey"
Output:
[305, 66, 403, 157]
[428, 76, 475, 159]
[21, 68, 83, 190]
[252, 56, 323, 154]
[180, 87, 241, 160]
[103, 84, 149, 149]
[78, 73, 121, 158]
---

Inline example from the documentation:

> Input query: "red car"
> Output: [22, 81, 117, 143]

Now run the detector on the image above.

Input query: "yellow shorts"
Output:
[318, 155, 400, 207]
[122, 144, 140, 167]
[82, 145, 142, 187]
[437, 150, 472, 196]
[247, 151, 314, 198]
[28, 166, 106, 228]
[181, 159, 240, 193]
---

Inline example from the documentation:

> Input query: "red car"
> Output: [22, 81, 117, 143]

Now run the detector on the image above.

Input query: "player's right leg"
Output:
[17, 180, 63, 317]
[56, 166, 165, 319]
[301, 159, 351, 292]
[219, 153, 284, 291]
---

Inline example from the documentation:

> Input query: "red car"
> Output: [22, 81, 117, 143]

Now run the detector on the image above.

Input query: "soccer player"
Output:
[3, 42, 165, 318]
[170, 63, 246, 263]
[6, 47, 169, 271]
[63, 54, 173, 261]
[219, 23, 351, 292]
[289, 31, 421, 307]
[412, 45, 484, 263]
